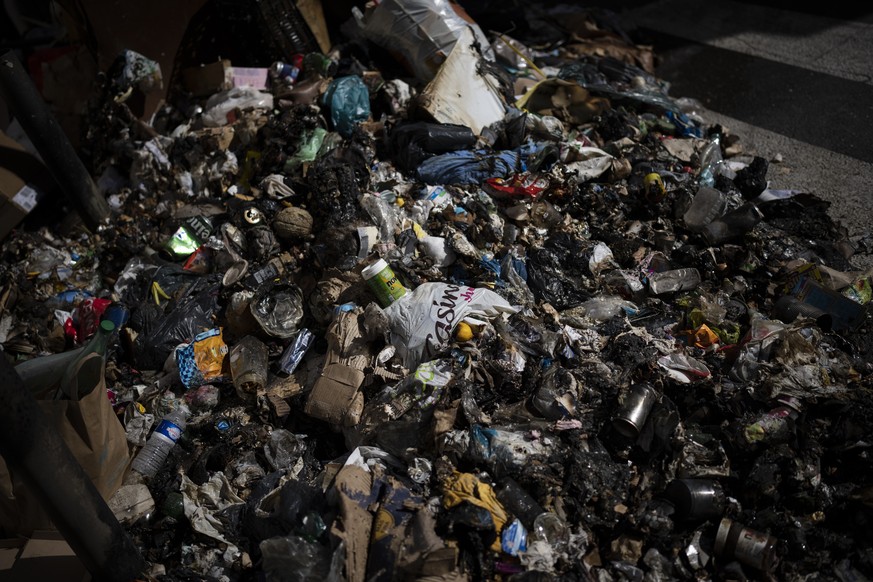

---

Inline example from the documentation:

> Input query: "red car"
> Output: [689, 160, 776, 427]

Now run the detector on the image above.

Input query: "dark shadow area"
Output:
[631, 26, 873, 164]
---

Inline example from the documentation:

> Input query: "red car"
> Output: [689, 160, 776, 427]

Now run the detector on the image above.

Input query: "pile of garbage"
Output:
[2, 1, 873, 581]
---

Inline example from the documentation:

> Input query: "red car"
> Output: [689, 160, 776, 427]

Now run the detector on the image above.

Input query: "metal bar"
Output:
[0, 51, 110, 230]
[0, 356, 144, 581]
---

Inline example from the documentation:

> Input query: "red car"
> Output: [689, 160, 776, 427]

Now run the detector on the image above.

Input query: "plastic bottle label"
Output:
[155, 420, 182, 443]
[735, 528, 774, 570]
[501, 519, 528, 556]
[364, 263, 408, 307]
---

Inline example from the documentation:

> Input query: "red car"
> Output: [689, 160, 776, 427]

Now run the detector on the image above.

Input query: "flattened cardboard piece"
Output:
[366, 476, 459, 581]
[2, 531, 89, 581]
[0, 538, 21, 571]
[305, 309, 373, 424]
[77, 0, 210, 119]
[367, 476, 420, 582]
[331, 465, 376, 582]
[418, 28, 505, 136]
[305, 363, 365, 424]
[0, 354, 131, 536]
[231, 67, 270, 91]
[326, 309, 371, 370]
[181, 60, 233, 97]
[515, 78, 608, 125]
[0, 130, 50, 240]
[295, 0, 331, 54]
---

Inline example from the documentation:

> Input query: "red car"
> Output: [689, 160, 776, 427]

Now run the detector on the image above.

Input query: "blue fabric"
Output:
[415, 143, 545, 185]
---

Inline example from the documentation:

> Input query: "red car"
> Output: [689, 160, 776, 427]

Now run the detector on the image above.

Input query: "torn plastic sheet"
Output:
[418, 28, 505, 134]
[657, 353, 711, 383]
[355, 0, 494, 82]
[561, 151, 614, 181]
[264, 429, 309, 473]
[469, 425, 553, 473]
[372, 359, 455, 421]
[181, 472, 245, 546]
[557, 59, 680, 113]
[729, 317, 787, 383]
[180, 544, 241, 580]
[260, 535, 343, 582]
[202, 87, 274, 127]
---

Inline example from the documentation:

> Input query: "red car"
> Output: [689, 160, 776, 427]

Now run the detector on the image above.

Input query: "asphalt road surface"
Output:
[615, 0, 873, 268]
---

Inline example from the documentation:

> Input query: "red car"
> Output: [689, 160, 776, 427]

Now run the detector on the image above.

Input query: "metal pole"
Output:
[0, 356, 145, 581]
[0, 51, 111, 231]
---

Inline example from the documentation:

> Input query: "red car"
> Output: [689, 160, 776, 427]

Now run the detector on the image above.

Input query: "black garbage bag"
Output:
[134, 277, 221, 369]
[389, 121, 477, 173]
[526, 234, 592, 309]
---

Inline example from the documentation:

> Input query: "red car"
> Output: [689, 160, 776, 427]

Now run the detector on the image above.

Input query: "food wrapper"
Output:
[176, 328, 228, 389]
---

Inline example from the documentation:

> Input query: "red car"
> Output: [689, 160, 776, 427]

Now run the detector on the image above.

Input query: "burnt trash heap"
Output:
[1, 1, 872, 581]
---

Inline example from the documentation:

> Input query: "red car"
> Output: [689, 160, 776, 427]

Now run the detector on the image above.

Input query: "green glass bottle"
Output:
[58, 319, 116, 400]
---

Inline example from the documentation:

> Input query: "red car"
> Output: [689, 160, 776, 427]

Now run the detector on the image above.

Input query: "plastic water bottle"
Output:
[131, 408, 188, 478]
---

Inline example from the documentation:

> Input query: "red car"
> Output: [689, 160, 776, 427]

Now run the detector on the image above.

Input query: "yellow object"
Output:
[692, 324, 719, 348]
[496, 34, 546, 79]
[151, 281, 171, 305]
[193, 328, 228, 382]
[442, 471, 508, 552]
[455, 322, 473, 342]
[643, 172, 665, 202]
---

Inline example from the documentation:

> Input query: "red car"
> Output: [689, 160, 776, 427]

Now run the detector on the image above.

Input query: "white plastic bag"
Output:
[355, 0, 494, 82]
[384, 282, 516, 368]
[202, 87, 274, 127]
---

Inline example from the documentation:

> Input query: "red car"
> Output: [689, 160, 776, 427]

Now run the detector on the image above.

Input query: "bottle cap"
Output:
[361, 258, 388, 281]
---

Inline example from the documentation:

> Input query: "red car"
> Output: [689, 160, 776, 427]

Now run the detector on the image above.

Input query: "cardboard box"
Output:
[0, 130, 48, 240]
[304, 308, 372, 425]
[182, 60, 233, 97]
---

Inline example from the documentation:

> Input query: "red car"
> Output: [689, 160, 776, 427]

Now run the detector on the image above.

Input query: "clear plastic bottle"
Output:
[229, 335, 269, 399]
[697, 135, 723, 187]
[131, 407, 189, 478]
[683, 186, 727, 232]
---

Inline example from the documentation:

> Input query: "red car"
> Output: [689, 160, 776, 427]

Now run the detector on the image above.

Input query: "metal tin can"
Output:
[165, 215, 213, 258]
[362, 258, 408, 308]
[664, 479, 726, 520]
[271, 56, 302, 84]
[742, 395, 802, 446]
[612, 383, 659, 438]
[714, 517, 779, 571]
